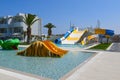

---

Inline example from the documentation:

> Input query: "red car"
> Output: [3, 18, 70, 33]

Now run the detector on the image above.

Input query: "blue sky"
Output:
[0, 0, 120, 34]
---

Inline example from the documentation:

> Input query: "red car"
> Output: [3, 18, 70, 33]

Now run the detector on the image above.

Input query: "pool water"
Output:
[0, 47, 95, 80]
[56, 44, 85, 48]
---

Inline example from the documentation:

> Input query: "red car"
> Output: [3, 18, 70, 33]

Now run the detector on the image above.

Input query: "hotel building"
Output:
[0, 13, 41, 41]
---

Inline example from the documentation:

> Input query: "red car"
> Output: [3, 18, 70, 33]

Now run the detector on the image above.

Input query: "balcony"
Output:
[10, 22, 26, 27]
[0, 24, 9, 28]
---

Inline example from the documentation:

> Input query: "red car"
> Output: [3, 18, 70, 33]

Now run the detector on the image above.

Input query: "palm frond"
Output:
[31, 19, 39, 25]
[23, 14, 38, 27]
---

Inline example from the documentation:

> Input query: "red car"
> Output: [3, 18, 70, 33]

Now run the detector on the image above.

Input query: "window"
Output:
[14, 27, 23, 33]
[0, 28, 7, 33]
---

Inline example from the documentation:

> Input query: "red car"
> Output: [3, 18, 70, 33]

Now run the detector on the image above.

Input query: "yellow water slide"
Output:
[42, 40, 68, 56]
[61, 29, 87, 44]
[17, 40, 68, 57]
[81, 35, 97, 45]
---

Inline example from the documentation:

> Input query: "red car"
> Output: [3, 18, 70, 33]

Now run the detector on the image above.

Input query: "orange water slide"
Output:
[42, 40, 68, 56]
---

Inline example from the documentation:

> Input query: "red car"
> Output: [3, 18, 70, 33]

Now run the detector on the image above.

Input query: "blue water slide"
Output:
[99, 29, 114, 38]
[105, 29, 114, 36]
[55, 28, 74, 44]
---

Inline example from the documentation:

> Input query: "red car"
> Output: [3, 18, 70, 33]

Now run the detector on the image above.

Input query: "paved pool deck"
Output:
[61, 43, 120, 80]
[0, 43, 120, 80]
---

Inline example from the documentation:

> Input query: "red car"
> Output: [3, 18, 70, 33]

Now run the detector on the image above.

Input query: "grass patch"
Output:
[89, 43, 112, 50]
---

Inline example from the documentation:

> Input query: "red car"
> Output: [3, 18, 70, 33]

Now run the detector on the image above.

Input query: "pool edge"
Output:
[60, 52, 98, 80]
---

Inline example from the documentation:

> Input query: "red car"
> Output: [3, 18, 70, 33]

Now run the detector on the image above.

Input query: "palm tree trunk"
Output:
[27, 27, 31, 44]
[48, 28, 52, 36]
[23, 31, 27, 42]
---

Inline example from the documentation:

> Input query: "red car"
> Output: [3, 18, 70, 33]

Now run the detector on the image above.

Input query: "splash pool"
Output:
[0, 46, 96, 80]
[56, 44, 85, 48]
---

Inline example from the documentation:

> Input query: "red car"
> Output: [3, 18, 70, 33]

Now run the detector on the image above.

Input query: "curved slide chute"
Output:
[81, 35, 97, 45]
[105, 29, 114, 36]
[95, 28, 114, 43]
[55, 27, 74, 44]
[43, 40, 68, 56]
[17, 40, 68, 57]
[95, 28, 114, 36]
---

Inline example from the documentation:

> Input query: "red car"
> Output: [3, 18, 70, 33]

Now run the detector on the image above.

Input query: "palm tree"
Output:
[22, 14, 39, 44]
[44, 23, 56, 36]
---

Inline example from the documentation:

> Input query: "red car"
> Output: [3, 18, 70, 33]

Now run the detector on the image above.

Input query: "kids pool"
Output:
[0, 46, 95, 80]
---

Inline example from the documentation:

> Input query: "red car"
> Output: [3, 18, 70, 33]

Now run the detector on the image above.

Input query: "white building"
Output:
[0, 13, 41, 41]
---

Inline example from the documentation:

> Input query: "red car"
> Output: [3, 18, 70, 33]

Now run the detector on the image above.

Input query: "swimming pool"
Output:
[56, 44, 85, 48]
[0, 47, 95, 80]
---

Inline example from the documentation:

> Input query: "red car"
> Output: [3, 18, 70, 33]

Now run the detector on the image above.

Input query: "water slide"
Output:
[94, 28, 114, 43]
[81, 35, 97, 45]
[55, 27, 74, 44]
[95, 28, 114, 36]
[17, 40, 68, 57]
[42, 40, 68, 56]
[61, 29, 87, 44]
